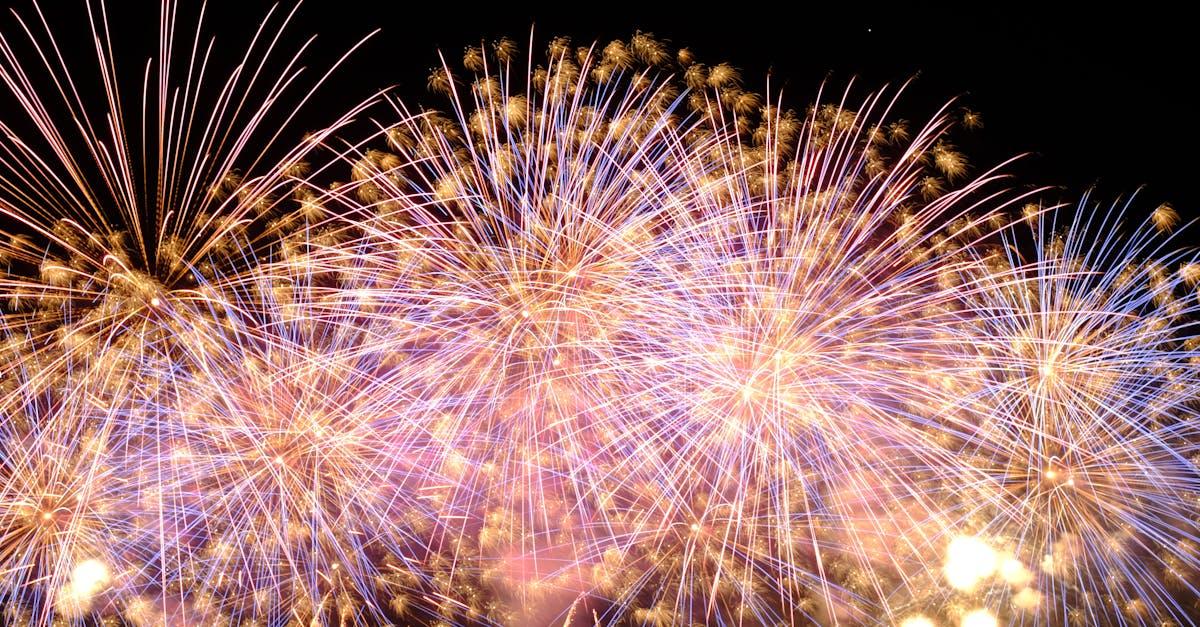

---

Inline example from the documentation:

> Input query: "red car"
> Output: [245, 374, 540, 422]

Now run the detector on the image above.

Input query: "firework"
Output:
[0, 362, 147, 623]
[0, 0, 376, 370]
[933, 200, 1200, 625]
[1, 7, 1197, 627]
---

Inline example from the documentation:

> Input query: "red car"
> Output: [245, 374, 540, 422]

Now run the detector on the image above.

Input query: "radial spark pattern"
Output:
[1, 5, 1198, 627]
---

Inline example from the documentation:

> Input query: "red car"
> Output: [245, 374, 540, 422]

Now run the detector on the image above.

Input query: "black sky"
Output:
[303, 2, 1195, 220]
[13, 1, 1198, 225]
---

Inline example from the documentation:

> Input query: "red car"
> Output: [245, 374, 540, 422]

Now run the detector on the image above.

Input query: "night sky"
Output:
[20, 2, 1195, 225]
[282, 2, 1195, 222]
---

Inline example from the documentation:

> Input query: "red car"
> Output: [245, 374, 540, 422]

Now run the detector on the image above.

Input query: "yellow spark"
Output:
[999, 556, 1033, 587]
[1013, 587, 1042, 610]
[1151, 203, 1180, 233]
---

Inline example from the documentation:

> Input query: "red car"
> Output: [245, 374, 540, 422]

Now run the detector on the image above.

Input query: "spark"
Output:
[0, 9, 1197, 627]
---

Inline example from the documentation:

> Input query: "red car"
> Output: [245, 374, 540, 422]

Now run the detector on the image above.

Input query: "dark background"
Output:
[6, 1, 1195, 232]
[291, 1, 1194, 213]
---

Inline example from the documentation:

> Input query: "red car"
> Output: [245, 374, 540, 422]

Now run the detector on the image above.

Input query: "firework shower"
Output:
[0, 2, 1197, 626]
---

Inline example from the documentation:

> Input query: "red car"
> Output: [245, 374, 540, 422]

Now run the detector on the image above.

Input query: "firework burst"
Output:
[1, 7, 1197, 627]
[933, 200, 1200, 624]
[0, 0, 375, 371]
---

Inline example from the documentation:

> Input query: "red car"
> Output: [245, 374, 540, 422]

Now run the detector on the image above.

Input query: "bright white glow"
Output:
[56, 559, 110, 615]
[944, 536, 998, 591]
[960, 609, 998, 627]
[71, 559, 109, 596]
